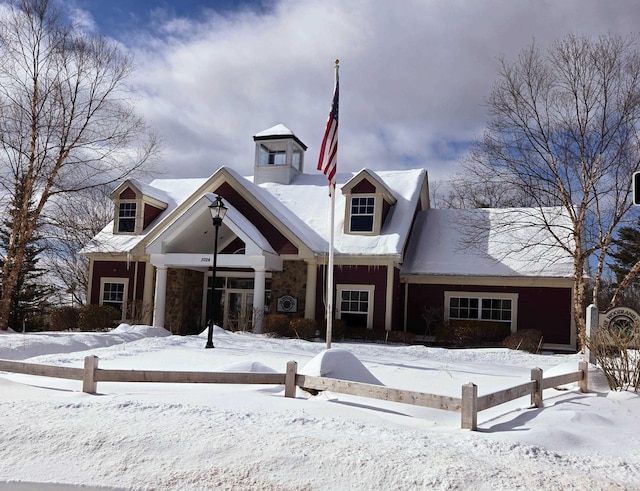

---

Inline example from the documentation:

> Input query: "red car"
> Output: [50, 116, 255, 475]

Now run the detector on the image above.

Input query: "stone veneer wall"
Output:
[269, 260, 307, 317]
[165, 268, 205, 334]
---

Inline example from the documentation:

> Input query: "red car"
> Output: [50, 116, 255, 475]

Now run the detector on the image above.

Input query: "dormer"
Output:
[341, 169, 398, 236]
[110, 180, 168, 235]
[253, 124, 307, 185]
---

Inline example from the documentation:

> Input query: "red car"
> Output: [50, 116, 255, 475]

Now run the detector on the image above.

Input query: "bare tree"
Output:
[460, 34, 640, 347]
[441, 162, 538, 209]
[43, 186, 113, 306]
[0, 0, 159, 329]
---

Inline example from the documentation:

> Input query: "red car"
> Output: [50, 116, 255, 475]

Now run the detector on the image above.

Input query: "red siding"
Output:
[143, 203, 164, 229]
[221, 237, 246, 254]
[91, 261, 146, 305]
[405, 283, 572, 345]
[215, 182, 298, 254]
[382, 199, 391, 224]
[315, 264, 389, 331]
[352, 179, 376, 194]
[119, 188, 136, 199]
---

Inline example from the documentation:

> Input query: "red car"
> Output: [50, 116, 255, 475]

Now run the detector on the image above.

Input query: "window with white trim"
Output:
[337, 284, 374, 329]
[444, 292, 518, 332]
[350, 196, 375, 232]
[100, 279, 128, 318]
[117, 202, 136, 233]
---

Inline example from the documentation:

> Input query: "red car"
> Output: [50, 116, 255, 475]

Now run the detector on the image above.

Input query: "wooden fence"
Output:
[0, 357, 588, 431]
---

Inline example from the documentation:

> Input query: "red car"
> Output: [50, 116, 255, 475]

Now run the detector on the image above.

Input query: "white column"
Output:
[305, 259, 317, 319]
[143, 261, 155, 325]
[253, 268, 266, 334]
[385, 262, 394, 331]
[153, 266, 168, 328]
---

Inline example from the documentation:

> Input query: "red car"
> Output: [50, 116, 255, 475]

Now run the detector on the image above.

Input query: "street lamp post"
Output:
[205, 196, 227, 349]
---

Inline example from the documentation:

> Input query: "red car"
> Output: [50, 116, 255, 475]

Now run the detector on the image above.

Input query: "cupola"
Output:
[253, 124, 307, 185]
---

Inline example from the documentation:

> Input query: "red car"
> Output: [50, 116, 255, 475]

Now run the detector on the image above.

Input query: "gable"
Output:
[119, 187, 136, 199]
[351, 179, 376, 194]
[215, 181, 298, 255]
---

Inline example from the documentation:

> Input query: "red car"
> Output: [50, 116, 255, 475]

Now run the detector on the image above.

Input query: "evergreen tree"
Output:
[0, 187, 53, 331]
[609, 219, 640, 285]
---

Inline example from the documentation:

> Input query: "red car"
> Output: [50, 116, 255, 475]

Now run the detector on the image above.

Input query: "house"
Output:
[82, 125, 577, 350]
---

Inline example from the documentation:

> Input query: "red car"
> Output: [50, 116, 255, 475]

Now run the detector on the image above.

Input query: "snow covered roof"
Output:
[401, 208, 575, 278]
[253, 124, 295, 138]
[253, 124, 307, 150]
[81, 177, 208, 255]
[257, 168, 426, 256]
[82, 167, 426, 258]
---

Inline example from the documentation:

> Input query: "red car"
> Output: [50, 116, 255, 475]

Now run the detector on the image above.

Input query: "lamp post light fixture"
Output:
[205, 195, 227, 349]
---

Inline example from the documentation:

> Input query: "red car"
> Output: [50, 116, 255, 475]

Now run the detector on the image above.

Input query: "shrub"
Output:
[289, 318, 317, 340]
[435, 320, 511, 346]
[78, 305, 121, 331]
[262, 313, 291, 337]
[331, 318, 346, 340]
[126, 300, 153, 325]
[503, 329, 544, 353]
[385, 330, 416, 344]
[586, 327, 640, 391]
[49, 306, 80, 331]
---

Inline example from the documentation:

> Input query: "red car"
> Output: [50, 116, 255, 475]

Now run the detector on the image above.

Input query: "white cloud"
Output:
[86, 0, 640, 181]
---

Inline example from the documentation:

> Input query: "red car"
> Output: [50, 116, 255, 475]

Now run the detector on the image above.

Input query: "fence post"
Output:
[82, 356, 99, 394]
[585, 304, 598, 364]
[578, 360, 589, 393]
[530, 367, 543, 408]
[461, 383, 477, 430]
[284, 361, 297, 398]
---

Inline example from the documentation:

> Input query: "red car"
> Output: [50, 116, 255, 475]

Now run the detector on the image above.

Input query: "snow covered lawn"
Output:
[0, 326, 639, 490]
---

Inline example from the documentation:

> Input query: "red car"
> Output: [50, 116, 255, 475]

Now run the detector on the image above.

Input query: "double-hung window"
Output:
[118, 202, 136, 233]
[350, 197, 375, 232]
[337, 285, 374, 329]
[100, 280, 128, 318]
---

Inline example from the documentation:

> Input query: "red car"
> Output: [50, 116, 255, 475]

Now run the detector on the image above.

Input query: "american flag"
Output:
[317, 68, 339, 195]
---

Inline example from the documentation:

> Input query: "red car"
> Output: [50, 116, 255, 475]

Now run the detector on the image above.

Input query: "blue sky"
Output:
[76, 0, 264, 39]
[63, 1, 640, 186]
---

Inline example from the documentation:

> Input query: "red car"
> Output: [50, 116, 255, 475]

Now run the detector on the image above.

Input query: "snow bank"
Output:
[300, 348, 383, 385]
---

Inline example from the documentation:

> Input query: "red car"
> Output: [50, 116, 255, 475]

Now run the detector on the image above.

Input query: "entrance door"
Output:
[224, 290, 254, 331]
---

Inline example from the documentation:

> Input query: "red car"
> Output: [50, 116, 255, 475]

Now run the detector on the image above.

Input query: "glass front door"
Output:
[224, 290, 254, 331]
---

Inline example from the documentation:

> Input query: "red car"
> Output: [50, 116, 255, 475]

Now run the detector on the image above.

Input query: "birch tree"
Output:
[0, 0, 159, 330]
[461, 34, 640, 347]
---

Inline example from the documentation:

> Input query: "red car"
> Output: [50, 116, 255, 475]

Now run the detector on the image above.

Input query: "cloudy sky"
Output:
[68, 0, 640, 183]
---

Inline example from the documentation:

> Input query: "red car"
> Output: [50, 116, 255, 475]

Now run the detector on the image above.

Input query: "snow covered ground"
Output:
[0, 325, 639, 490]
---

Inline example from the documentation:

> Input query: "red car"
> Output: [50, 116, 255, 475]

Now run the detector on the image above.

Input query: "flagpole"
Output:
[326, 60, 338, 350]
[316, 59, 339, 349]
[327, 182, 335, 349]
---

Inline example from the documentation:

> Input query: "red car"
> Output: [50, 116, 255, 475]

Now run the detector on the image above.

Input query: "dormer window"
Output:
[110, 180, 168, 235]
[118, 202, 137, 233]
[342, 169, 398, 236]
[350, 196, 375, 232]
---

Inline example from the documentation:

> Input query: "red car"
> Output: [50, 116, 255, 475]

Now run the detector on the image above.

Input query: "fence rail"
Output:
[0, 356, 588, 431]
